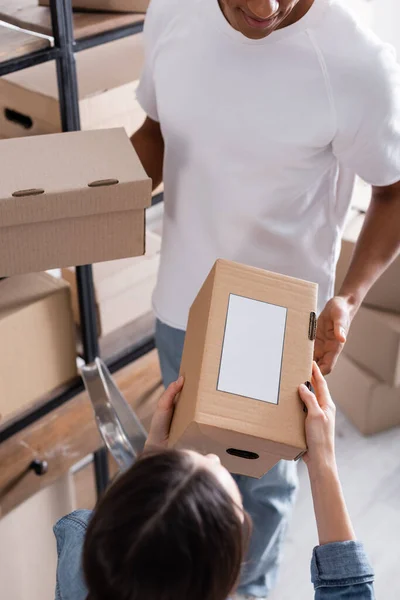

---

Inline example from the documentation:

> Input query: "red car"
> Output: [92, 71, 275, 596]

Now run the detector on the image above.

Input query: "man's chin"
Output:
[237, 24, 275, 40]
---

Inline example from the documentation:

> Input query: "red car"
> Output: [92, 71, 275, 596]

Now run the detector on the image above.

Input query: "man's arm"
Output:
[339, 180, 400, 306]
[131, 116, 164, 191]
[315, 180, 400, 375]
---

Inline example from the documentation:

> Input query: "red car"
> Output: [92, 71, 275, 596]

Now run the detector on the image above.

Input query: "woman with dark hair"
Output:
[55, 363, 374, 600]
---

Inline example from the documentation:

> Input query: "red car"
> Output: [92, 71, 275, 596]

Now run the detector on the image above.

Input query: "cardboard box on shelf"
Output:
[62, 231, 161, 336]
[0, 34, 145, 139]
[0, 128, 151, 277]
[345, 306, 400, 388]
[169, 259, 318, 478]
[0, 273, 77, 421]
[335, 211, 400, 313]
[327, 354, 400, 436]
[39, 0, 149, 12]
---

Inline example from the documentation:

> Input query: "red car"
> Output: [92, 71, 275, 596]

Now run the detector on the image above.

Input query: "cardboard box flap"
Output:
[0, 273, 68, 318]
[2, 34, 144, 101]
[0, 129, 151, 227]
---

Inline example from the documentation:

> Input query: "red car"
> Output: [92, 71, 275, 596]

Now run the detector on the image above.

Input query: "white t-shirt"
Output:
[137, 0, 400, 330]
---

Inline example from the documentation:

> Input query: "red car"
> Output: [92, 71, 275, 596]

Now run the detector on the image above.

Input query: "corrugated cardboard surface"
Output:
[39, 0, 149, 12]
[0, 273, 77, 421]
[345, 306, 400, 387]
[62, 231, 161, 335]
[0, 34, 145, 138]
[327, 355, 400, 436]
[0, 129, 151, 276]
[169, 259, 318, 478]
[64, 230, 160, 300]
[335, 211, 400, 312]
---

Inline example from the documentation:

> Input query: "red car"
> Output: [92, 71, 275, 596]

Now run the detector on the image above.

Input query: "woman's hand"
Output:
[299, 363, 356, 546]
[298, 362, 337, 477]
[145, 376, 184, 450]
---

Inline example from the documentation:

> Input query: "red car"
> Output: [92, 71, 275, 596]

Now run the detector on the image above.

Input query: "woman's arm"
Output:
[299, 364, 375, 599]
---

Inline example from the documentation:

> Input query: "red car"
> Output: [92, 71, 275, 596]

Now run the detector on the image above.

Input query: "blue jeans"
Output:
[155, 319, 299, 598]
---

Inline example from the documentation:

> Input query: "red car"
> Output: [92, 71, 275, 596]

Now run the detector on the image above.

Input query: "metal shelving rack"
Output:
[0, 0, 156, 496]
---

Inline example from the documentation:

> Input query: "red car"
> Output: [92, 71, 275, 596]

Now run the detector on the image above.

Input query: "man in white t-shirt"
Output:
[131, 0, 400, 597]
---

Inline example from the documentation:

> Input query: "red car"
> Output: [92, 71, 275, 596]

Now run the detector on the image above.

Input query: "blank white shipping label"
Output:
[217, 294, 287, 404]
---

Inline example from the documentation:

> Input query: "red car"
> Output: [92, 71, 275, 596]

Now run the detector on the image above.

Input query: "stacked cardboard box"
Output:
[328, 350, 400, 437]
[39, 0, 149, 12]
[0, 34, 145, 139]
[62, 230, 161, 337]
[330, 208, 400, 435]
[0, 273, 77, 421]
[0, 129, 151, 277]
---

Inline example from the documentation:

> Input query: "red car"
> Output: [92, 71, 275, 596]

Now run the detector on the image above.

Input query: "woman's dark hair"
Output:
[83, 449, 249, 600]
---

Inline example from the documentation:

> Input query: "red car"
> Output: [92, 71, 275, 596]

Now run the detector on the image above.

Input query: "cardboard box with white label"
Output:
[0, 34, 145, 139]
[168, 259, 318, 478]
[0, 128, 151, 277]
[39, 0, 149, 12]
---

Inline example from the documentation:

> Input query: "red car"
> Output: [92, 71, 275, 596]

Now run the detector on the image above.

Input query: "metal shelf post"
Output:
[49, 0, 110, 496]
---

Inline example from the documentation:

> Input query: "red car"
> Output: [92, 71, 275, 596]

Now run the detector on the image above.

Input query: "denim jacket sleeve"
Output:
[54, 510, 91, 600]
[312, 541, 375, 599]
[54, 512, 375, 600]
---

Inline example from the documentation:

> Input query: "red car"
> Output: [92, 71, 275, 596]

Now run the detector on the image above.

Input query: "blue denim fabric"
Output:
[54, 510, 90, 600]
[54, 511, 375, 600]
[312, 541, 375, 599]
[155, 319, 298, 597]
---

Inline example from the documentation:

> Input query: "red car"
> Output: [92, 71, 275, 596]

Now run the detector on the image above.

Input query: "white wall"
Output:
[372, 0, 400, 54]
[346, 0, 375, 26]
[0, 476, 75, 600]
[345, 0, 400, 57]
